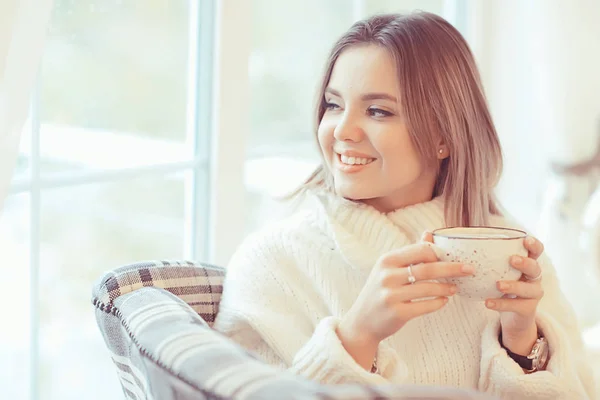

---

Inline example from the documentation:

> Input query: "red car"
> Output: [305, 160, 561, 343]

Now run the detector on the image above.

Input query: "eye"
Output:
[368, 107, 393, 118]
[324, 101, 340, 110]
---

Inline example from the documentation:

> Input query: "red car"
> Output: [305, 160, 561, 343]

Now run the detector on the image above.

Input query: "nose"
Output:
[333, 112, 364, 143]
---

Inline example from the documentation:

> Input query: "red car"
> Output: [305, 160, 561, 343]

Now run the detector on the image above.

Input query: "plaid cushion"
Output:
[92, 260, 499, 400]
[93, 260, 224, 326]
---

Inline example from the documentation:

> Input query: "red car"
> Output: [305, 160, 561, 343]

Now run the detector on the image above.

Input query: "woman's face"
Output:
[318, 44, 437, 212]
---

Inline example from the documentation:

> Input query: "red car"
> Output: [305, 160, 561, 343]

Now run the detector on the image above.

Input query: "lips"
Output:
[334, 152, 376, 173]
[341, 153, 375, 165]
[334, 146, 375, 158]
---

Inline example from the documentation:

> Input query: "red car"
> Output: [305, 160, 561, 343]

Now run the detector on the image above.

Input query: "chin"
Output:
[335, 184, 376, 201]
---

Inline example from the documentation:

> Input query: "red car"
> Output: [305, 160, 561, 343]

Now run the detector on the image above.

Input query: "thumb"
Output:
[421, 230, 434, 243]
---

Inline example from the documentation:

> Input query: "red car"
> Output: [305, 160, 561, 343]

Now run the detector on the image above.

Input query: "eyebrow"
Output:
[325, 87, 397, 103]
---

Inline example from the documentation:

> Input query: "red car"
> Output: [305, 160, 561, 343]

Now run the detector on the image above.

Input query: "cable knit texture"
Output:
[213, 190, 596, 399]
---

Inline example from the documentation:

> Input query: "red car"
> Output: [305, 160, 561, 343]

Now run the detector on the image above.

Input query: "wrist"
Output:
[337, 317, 379, 371]
[501, 323, 538, 356]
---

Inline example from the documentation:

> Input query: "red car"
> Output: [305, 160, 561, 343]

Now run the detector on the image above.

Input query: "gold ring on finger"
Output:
[526, 270, 542, 281]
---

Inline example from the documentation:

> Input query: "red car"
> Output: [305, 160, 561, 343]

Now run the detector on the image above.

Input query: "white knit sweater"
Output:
[213, 190, 596, 399]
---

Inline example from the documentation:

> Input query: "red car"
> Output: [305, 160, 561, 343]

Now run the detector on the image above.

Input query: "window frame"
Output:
[8, 1, 216, 398]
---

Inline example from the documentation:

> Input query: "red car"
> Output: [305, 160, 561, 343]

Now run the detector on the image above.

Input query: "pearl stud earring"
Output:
[438, 149, 444, 154]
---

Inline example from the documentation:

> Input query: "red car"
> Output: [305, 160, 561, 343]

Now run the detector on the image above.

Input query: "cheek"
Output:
[317, 121, 335, 156]
[378, 136, 421, 171]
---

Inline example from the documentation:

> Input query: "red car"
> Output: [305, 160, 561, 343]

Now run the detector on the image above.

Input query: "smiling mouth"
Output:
[335, 153, 376, 172]
[338, 154, 376, 165]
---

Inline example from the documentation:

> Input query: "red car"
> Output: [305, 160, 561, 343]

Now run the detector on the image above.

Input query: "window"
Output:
[2, 0, 213, 398]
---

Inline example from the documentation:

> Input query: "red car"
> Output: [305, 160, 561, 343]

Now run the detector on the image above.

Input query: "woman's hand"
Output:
[337, 236, 475, 371]
[485, 236, 545, 355]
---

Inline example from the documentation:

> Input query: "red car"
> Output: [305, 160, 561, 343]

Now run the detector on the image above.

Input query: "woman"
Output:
[213, 12, 595, 399]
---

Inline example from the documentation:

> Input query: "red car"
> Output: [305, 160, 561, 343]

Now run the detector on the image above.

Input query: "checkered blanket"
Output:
[92, 260, 498, 400]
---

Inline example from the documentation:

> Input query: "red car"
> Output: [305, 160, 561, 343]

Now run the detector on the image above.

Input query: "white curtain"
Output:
[0, 0, 53, 214]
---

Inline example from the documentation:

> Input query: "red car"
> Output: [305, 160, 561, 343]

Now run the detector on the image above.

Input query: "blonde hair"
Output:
[292, 12, 504, 227]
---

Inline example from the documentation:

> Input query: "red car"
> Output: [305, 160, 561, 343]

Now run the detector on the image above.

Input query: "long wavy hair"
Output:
[290, 12, 504, 227]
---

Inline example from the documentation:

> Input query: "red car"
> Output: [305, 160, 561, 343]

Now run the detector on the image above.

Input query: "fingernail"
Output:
[462, 264, 475, 274]
[449, 286, 457, 294]
[512, 256, 522, 265]
[497, 282, 509, 290]
[526, 237, 535, 245]
[486, 300, 496, 308]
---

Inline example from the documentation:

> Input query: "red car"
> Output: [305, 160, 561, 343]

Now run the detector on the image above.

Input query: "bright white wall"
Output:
[473, 0, 547, 232]
[474, 0, 600, 231]
[475, 0, 600, 332]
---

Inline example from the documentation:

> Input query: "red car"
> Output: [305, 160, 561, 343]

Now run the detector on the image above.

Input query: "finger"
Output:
[421, 231, 434, 243]
[386, 282, 457, 302]
[510, 255, 541, 280]
[380, 262, 472, 286]
[497, 280, 544, 299]
[485, 297, 538, 316]
[401, 296, 449, 319]
[380, 243, 439, 267]
[410, 261, 475, 281]
[524, 236, 544, 260]
[381, 265, 463, 287]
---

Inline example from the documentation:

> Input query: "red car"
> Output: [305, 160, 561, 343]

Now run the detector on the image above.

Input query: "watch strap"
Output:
[502, 343, 534, 370]
[499, 333, 535, 371]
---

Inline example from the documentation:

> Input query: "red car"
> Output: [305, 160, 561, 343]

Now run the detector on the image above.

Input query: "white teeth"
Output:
[340, 154, 374, 165]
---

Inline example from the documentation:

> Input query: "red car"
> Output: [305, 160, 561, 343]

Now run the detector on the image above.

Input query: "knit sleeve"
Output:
[478, 253, 597, 399]
[212, 229, 407, 385]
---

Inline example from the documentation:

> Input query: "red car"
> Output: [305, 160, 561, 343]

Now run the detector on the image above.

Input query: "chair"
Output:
[92, 260, 499, 400]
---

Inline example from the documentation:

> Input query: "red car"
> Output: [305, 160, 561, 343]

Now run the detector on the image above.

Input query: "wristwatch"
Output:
[500, 333, 550, 373]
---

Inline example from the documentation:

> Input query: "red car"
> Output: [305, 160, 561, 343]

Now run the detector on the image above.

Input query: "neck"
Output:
[357, 184, 436, 213]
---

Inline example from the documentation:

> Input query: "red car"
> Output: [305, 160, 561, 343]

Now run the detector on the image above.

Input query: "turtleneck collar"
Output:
[309, 189, 447, 270]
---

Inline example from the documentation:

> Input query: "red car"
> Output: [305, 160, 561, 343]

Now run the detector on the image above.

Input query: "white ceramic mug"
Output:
[431, 226, 528, 301]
